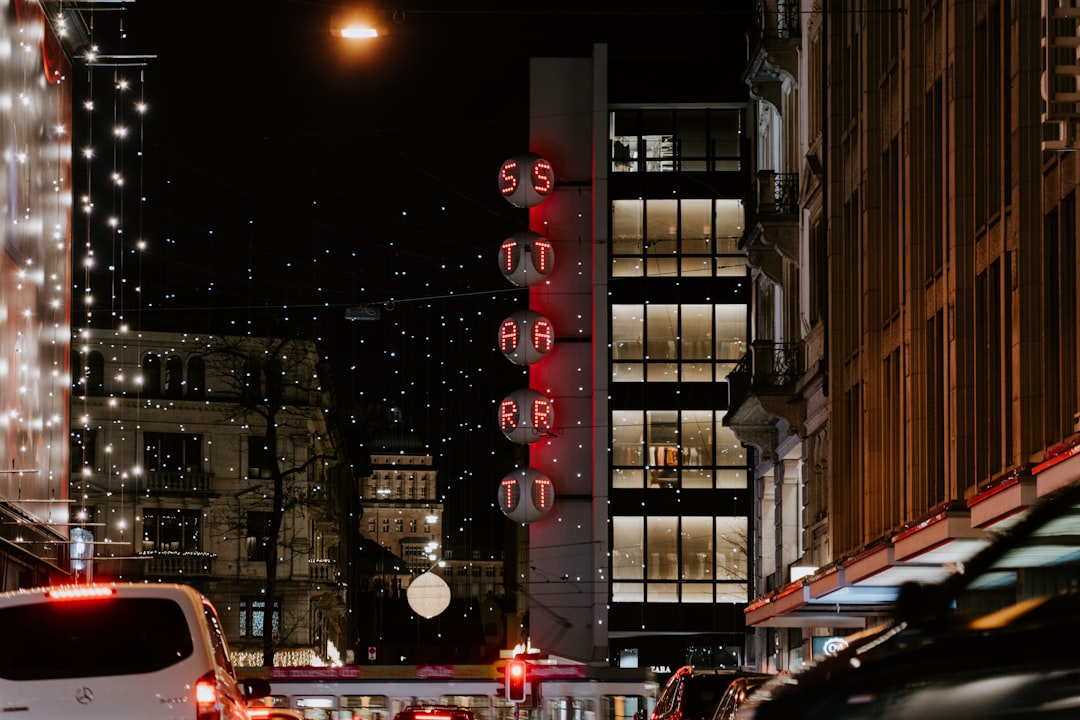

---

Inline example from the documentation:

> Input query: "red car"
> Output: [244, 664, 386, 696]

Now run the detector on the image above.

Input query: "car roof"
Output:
[396, 705, 474, 717]
[668, 665, 767, 677]
[248, 710, 306, 720]
[0, 582, 204, 605]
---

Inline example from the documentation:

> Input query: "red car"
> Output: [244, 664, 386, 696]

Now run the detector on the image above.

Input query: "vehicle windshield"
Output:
[0, 597, 194, 680]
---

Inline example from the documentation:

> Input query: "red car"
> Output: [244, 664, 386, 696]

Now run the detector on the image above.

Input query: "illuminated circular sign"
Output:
[498, 309, 554, 365]
[498, 153, 554, 208]
[498, 467, 555, 523]
[498, 387, 554, 444]
[498, 230, 554, 287]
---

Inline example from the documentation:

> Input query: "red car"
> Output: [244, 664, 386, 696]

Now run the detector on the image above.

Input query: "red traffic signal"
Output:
[505, 659, 527, 702]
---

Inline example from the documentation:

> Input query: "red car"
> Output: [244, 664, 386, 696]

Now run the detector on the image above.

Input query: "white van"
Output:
[0, 582, 268, 718]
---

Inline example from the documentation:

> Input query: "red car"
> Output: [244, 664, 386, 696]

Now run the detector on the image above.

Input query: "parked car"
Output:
[653, 666, 772, 720]
[737, 479, 1080, 719]
[0, 582, 269, 718]
[248, 708, 307, 720]
[707, 674, 775, 720]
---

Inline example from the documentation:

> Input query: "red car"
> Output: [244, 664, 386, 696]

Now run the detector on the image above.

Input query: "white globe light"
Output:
[407, 571, 451, 619]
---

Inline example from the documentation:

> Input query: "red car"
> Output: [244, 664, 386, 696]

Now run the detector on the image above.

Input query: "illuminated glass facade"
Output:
[606, 105, 752, 666]
[0, 3, 74, 587]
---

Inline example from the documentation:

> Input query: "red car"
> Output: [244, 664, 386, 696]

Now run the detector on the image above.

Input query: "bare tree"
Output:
[203, 335, 339, 666]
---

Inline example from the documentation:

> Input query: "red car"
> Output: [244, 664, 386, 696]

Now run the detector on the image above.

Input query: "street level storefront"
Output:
[746, 437, 1080, 634]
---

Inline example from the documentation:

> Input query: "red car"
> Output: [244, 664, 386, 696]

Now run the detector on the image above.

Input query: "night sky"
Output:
[70, 2, 746, 553]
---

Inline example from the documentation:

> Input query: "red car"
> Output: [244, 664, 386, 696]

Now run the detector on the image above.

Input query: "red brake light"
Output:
[45, 585, 116, 601]
[195, 671, 220, 720]
[416, 715, 453, 720]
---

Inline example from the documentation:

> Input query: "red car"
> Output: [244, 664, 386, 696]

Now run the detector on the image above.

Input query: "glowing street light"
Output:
[330, 9, 383, 39]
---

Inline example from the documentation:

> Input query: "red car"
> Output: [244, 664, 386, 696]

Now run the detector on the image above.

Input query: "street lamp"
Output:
[330, 5, 388, 39]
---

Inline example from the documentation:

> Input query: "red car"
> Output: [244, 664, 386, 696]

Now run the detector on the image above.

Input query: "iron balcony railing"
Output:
[756, 170, 799, 215]
[146, 469, 214, 493]
[141, 551, 216, 577]
[756, 0, 801, 40]
[726, 341, 802, 415]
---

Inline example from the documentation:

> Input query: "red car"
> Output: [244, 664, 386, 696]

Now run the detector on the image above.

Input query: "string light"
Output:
[56, 1, 572, 625]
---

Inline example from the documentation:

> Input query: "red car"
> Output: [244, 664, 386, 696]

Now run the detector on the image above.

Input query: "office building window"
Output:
[610, 107, 743, 174]
[612, 410, 746, 489]
[142, 508, 201, 553]
[612, 304, 745, 383]
[69, 428, 98, 476]
[164, 355, 184, 399]
[247, 436, 274, 479]
[141, 353, 162, 396]
[611, 515, 747, 603]
[144, 432, 202, 472]
[187, 356, 206, 399]
[612, 199, 745, 278]
[246, 511, 273, 562]
[239, 596, 281, 638]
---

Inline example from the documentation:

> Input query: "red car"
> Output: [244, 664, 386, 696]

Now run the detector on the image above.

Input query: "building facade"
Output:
[735, 0, 1080, 672]
[0, 1, 76, 591]
[517, 31, 755, 668]
[358, 443, 504, 601]
[354, 439, 508, 664]
[70, 329, 351, 665]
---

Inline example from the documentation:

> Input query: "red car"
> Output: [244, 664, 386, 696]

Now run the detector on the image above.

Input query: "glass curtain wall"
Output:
[606, 119, 750, 612]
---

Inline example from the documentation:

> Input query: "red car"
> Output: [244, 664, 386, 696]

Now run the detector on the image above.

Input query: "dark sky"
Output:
[70, 2, 749, 552]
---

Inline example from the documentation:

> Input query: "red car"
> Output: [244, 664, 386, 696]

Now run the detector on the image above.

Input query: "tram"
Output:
[243, 663, 660, 720]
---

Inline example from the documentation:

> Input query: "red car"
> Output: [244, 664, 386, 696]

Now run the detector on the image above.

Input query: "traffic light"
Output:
[505, 659, 527, 702]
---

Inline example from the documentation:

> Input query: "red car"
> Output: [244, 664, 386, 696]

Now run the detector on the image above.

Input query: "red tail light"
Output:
[195, 671, 221, 720]
[45, 585, 116, 601]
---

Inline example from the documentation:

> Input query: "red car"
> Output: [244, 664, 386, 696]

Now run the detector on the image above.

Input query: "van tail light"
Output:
[45, 585, 116, 601]
[195, 671, 221, 720]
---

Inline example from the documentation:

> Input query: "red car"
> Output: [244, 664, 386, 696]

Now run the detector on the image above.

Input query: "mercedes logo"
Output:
[75, 687, 94, 705]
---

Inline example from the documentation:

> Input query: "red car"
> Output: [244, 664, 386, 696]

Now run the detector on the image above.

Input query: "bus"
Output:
[243, 663, 659, 720]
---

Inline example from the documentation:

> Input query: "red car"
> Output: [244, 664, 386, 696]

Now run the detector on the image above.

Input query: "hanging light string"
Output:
[131, 66, 147, 494]
[73, 5, 98, 545]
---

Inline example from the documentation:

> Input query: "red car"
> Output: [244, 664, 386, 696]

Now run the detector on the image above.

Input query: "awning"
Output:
[746, 505, 988, 629]
[745, 445, 1080, 631]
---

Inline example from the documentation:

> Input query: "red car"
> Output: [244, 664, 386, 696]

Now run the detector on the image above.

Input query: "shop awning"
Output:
[745, 446, 1080, 631]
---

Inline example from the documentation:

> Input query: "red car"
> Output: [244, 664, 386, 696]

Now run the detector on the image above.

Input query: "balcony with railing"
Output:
[146, 469, 215, 494]
[309, 558, 341, 582]
[745, 0, 799, 111]
[758, 0, 800, 40]
[742, 171, 799, 284]
[725, 341, 806, 460]
[138, 551, 217, 578]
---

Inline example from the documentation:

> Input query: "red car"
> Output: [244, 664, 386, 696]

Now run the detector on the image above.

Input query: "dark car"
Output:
[737, 479, 1080, 719]
[394, 706, 475, 720]
[652, 666, 771, 720]
[707, 674, 774, 720]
